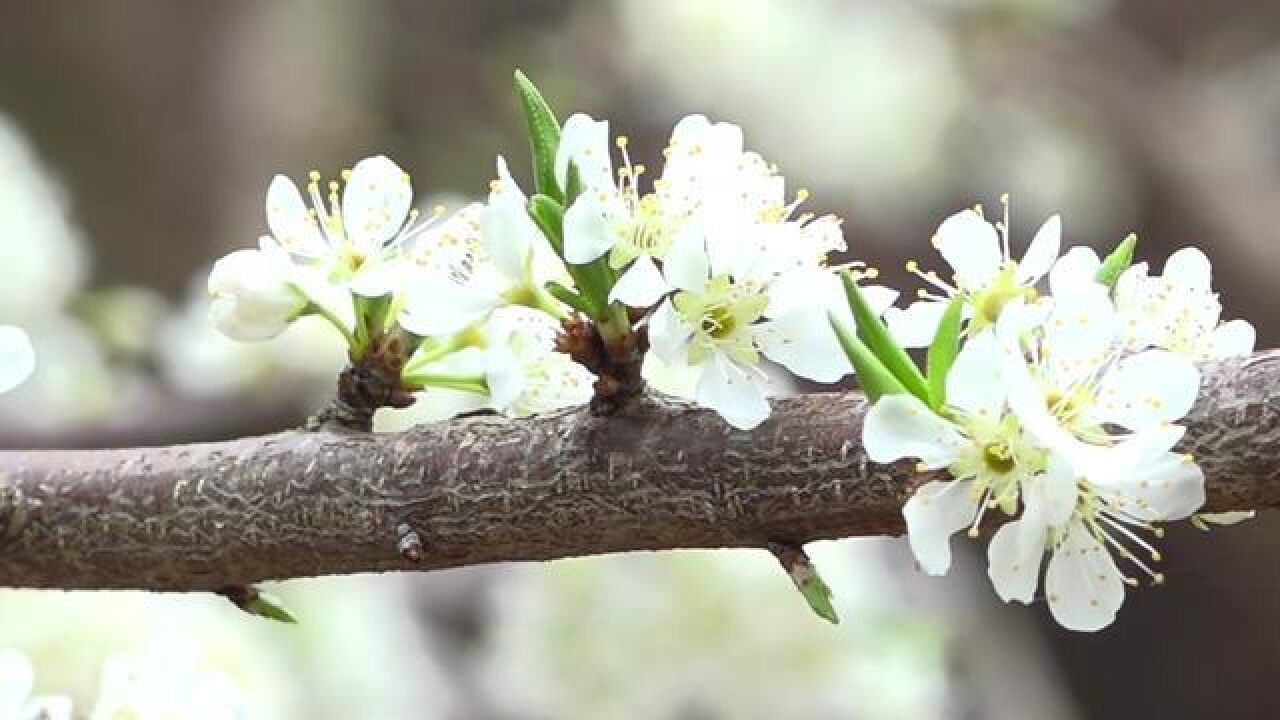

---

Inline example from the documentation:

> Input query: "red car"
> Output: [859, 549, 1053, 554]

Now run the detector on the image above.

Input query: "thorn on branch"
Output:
[396, 522, 423, 563]
[216, 584, 298, 624]
[768, 540, 839, 625]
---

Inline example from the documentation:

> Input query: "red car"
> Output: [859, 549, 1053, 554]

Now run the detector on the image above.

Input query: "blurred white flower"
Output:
[0, 326, 34, 395]
[0, 115, 88, 320]
[0, 649, 73, 720]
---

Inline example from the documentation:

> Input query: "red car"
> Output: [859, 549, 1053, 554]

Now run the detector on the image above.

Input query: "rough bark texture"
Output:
[0, 350, 1276, 591]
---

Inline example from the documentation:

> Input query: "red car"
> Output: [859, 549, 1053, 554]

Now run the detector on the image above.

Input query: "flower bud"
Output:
[208, 249, 305, 341]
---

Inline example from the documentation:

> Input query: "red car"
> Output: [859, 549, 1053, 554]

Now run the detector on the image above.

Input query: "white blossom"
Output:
[0, 326, 34, 395]
[1115, 247, 1255, 361]
[263, 154, 428, 299]
[885, 202, 1061, 346]
[0, 649, 73, 720]
[863, 330, 1070, 575]
[207, 244, 307, 341]
[398, 158, 569, 338]
[647, 226, 856, 430]
[403, 306, 592, 420]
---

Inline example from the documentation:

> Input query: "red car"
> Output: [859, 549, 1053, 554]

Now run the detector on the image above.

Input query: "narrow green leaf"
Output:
[563, 159, 584, 206]
[1095, 233, 1137, 290]
[798, 575, 840, 625]
[840, 272, 930, 403]
[218, 585, 298, 625]
[513, 69, 562, 202]
[245, 592, 298, 624]
[769, 542, 839, 625]
[528, 193, 566, 256]
[829, 313, 906, 403]
[925, 295, 965, 410]
[546, 281, 592, 316]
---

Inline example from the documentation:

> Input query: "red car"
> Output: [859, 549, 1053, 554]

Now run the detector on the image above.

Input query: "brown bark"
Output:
[0, 350, 1276, 591]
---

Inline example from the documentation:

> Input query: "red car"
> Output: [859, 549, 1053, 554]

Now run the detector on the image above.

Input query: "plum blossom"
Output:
[0, 649, 72, 720]
[559, 113, 834, 309]
[863, 330, 1071, 575]
[207, 244, 307, 341]
[647, 225, 861, 430]
[262, 154, 432, 299]
[401, 306, 592, 420]
[398, 158, 570, 338]
[885, 201, 1061, 346]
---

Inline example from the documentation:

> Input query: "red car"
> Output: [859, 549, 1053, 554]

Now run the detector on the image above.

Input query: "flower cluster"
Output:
[209, 74, 888, 429]
[207, 73, 1257, 631]
[862, 201, 1254, 631]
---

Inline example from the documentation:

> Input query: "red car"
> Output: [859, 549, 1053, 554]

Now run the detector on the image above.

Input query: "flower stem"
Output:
[305, 301, 357, 349]
[400, 371, 488, 395]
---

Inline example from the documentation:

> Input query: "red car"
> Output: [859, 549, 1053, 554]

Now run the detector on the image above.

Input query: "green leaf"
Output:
[925, 295, 965, 410]
[546, 281, 593, 316]
[513, 69, 562, 202]
[245, 592, 298, 624]
[798, 574, 840, 625]
[830, 313, 906, 403]
[840, 272, 930, 403]
[1095, 233, 1137, 290]
[219, 585, 298, 624]
[563, 159, 584, 206]
[528, 193, 566, 256]
[769, 542, 839, 625]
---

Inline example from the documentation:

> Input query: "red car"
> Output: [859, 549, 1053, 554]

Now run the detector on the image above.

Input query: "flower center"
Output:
[969, 265, 1037, 331]
[672, 274, 769, 366]
[982, 442, 1016, 474]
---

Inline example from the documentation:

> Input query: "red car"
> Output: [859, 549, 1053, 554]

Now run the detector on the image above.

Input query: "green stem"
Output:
[400, 371, 489, 395]
[402, 326, 485, 376]
[303, 300, 357, 349]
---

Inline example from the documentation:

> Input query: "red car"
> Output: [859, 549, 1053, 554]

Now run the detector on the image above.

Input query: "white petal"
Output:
[934, 209, 1003, 290]
[1092, 349, 1200, 430]
[1048, 246, 1103, 298]
[482, 162, 537, 280]
[945, 327, 1005, 418]
[642, 351, 700, 398]
[342, 155, 412, 249]
[883, 300, 949, 349]
[648, 299, 693, 363]
[609, 255, 670, 307]
[0, 648, 34, 712]
[1035, 452, 1080, 528]
[903, 479, 980, 575]
[399, 387, 489, 425]
[484, 346, 525, 411]
[556, 113, 613, 192]
[1041, 291, 1118, 384]
[1096, 446, 1205, 523]
[0, 326, 35, 394]
[1209, 319, 1256, 358]
[562, 194, 617, 264]
[987, 518, 1045, 604]
[265, 175, 327, 256]
[696, 356, 770, 430]
[348, 256, 409, 298]
[1162, 247, 1212, 292]
[754, 309, 851, 383]
[399, 280, 498, 337]
[863, 394, 967, 468]
[662, 223, 710, 292]
[1018, 214, 1061, 283]
[1046, 522, 1125, 632]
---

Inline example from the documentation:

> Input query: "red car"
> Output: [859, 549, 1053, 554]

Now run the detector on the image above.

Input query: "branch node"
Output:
[768, 540, 839, 625]
[396, 522, 424, 563]
[556, 314, 649, 416]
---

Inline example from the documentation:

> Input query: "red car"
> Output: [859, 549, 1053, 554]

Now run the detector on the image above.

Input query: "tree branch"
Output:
[1, 350, 1277, 591]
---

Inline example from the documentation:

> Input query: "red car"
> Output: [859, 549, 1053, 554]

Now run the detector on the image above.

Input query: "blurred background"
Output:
[0, 0, 1276, 717]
